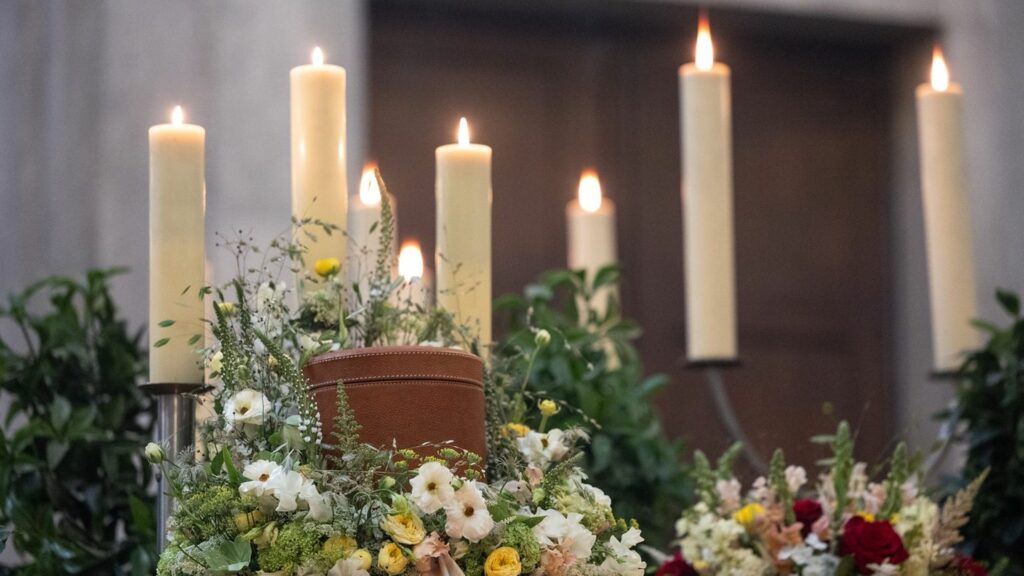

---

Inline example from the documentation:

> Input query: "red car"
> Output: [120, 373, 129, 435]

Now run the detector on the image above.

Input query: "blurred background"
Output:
[2, 0, 1023, 474]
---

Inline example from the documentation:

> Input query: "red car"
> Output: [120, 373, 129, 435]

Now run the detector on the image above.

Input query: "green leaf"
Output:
[50, 396, 72, 432]
[514, 515, 546, 528]
[153, 337, 170, 348]
[187, 334, 202, 345]
[204, 535, 252, 572]
[47, 441, 69, 468]
[220, 447, 241, 486]
[996, 289, 1020, 316]
[157, 319, 175, 328]
[210, 448, 225, 475]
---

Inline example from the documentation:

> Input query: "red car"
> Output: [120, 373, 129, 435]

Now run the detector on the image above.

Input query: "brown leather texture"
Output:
[304, 346, 487, 460]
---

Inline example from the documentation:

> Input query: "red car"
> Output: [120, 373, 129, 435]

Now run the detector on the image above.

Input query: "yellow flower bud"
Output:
[323, 535, 358, 558]
[315, 257, 341, 278]
[381, 512, 426, 545]
[234, 509, 263, 532]
[733, 503, 766, 530]
[378, 542, 410, 575]
[351, 549, 372, 571]
[215, 301, 236, 316]
[538, 399, 560, 417]
[484, 546, 522, 576]
[501, 423, 530, 438]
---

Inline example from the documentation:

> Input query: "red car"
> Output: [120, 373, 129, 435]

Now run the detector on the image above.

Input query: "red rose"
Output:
[839, 516, 909, 574]
[951, 554, 987, 576]
[793, 499, 824, 537]
[656, 552, 698, 576]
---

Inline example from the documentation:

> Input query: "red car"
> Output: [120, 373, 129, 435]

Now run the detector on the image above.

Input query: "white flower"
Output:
[868, 562, 901, 576]
[144, 442, 165, 464]
[266, 469, 306, 512]
[303, 480, 331, 521]
[444, 482, 494, 542]
[584, 483, 612, 508]
[716, 478, 742, 513]
[240, 460, 282, 498]
[803, 554, 841, 576]
[785, 465, 807, 494]
[532, 508, 596, 560]
[223, 389, 270, 431]
[517, 428, 569, 467]
[599, 527, 645, 576]
[208, 350, 224, 374]
[410, 461, 455, 514]
[328, 557, 370, 576]
[298, 333, 320, 353]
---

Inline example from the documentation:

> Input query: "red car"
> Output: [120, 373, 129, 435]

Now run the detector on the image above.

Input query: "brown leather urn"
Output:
[304, 346, 487, 459]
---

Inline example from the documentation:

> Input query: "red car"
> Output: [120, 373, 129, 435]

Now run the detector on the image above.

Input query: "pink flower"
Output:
[413, 532, 456, 575]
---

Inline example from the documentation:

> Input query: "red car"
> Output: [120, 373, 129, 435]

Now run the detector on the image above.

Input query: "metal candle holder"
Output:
[142, 382, 203, 551]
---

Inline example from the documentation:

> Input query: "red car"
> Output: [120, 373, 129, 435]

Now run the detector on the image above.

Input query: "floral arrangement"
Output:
[657, 423, 989, 576]
[148, 172, 646, 576]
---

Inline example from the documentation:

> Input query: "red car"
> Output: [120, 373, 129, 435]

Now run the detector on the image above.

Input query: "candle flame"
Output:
[312, 46, 325, 66]
[695, 10, 714, 71]
[457, 117, 470, 145]
[931, 45, 950, 92]
[359, 163, 381, 205]
[171, 105, 184, 125]
[578, 170, 603, 213]
[398, 240, 425, 280]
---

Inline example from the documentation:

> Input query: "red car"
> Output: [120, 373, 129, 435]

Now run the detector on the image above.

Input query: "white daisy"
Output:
[223, 389, 270, 432]
[410, 461, 455, 514]
[444, 482, 494, 542]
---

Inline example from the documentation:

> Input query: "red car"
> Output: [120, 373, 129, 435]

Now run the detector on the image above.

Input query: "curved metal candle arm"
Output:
[697, 365, 770, 475]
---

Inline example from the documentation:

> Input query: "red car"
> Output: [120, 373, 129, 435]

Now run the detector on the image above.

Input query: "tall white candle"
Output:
[398, 240, 431, 310]
[291, 46, 347, 282]
[436, 118, 493, 346]
[916, 47, 978, 372]
[149, 105, 205, 383]
[680, 14, 737, 362]
[348, 163, 397, 287]
[566, 170, 618, 315]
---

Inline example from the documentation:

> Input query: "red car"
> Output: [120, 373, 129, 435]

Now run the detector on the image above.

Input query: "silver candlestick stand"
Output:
[144, 382, 202, 551]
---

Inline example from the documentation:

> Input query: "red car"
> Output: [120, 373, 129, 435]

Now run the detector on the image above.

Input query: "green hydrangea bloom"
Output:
[503, 521, 541, 573]
[258, 522, 323, 573]
[176, 485, 240, 543]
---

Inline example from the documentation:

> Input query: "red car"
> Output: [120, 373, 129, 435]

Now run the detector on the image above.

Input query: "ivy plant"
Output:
[0, 269, 156, 575]
[495, 265, 692, 540]
[950, 289, 1024, 575]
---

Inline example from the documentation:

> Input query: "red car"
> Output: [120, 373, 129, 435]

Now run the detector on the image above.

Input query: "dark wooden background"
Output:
[369, 0, 930, 470]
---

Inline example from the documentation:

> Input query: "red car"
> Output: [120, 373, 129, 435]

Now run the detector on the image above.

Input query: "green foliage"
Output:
[768, 449, 795, 524]
[257, 523, 321, 573]
[0, 269, 156, 575]
[503, 521, 541, 573]
[494, 265, 691, 540]
[949, 289, 1024, 574]
[175, 485, 240, 543]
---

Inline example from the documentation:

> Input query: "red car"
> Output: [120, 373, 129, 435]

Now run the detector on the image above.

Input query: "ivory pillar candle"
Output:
[566, 170, 618, 314]
[149, 105, 206, 384]
[348, 163, 397, 287]
[436, 118, 493, 345]
[680, 14, 737, 361]
[915, 47, 978, 372]
[291, 47, 347, 280]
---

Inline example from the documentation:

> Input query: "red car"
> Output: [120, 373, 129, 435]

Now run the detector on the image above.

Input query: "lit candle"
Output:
[348, 162, 397, 287]
[566, 170, 618, 314]
[680, 12, 737, 362]
[436, 117, 493, 345]
[291, 46, 347, 283]
[398, 240, 431, 309]
[916, 46, 978, 372]
[149, 105, 205, 383]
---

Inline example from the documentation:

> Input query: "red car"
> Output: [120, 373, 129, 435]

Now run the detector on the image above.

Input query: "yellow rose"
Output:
[733, 503, 766, 529]
[381, 512, 426, 545]
[378, 542, 410, 575]
[351, 549, 373, 571]
[234, 509, 263, 532]
[323, 535, 358, 558]
[315, 257, 341, 278]
[538, 399, 560, 417]
[501, 423, 530, 438]
[484, 547, 522, 576]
